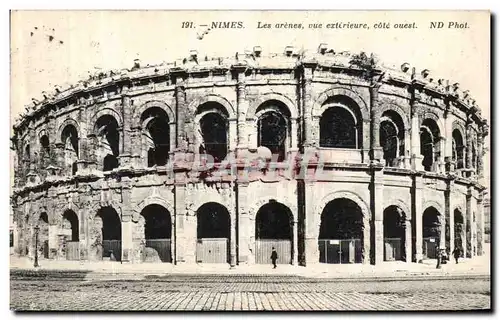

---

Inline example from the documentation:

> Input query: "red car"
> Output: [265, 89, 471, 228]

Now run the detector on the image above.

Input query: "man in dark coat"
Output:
[271, 247, 278, 269]
[452, 247, 461, 264]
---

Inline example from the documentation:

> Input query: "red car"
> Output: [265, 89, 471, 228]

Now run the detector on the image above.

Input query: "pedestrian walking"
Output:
[271, 247, 278, 269]
[452, 247, 461, 264]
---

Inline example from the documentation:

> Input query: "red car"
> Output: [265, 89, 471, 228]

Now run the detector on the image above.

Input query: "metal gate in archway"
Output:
[423, 237, 438, 259]
[318, 239, 362, 264]
[384, 238, 403, 261]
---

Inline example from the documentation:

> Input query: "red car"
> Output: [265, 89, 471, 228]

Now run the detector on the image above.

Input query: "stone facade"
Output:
[11, 45, 488, 266]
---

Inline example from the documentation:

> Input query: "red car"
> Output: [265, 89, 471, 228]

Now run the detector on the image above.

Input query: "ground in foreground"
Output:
[10, 273, 490, 311]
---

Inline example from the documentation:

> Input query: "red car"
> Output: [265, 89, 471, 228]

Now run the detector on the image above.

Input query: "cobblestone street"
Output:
[10, 273, 491, 311]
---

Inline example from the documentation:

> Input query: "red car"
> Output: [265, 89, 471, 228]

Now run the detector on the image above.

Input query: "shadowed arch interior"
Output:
[318, 198, 364, 264]
[197, 203, 230, 239]
[452, 129, 465, 169]
[420, 119, 441, 172]
[62, 210, 79, 241]
[383, 205, 406, 261]
[141, 204, 172, 239]
[422, 206, 441, 259]
[454, 209, 464, 256]
[96, 207, 121, 241]
[95, 115, 120, 171]
[141, 107, 170, 167]
[380, 110, 405, 167]
[61, 124, 79, 175]
[319, 96, 362, 149]
[197, 102, 229, 163]
[256, 100, 291, 162]
[39, 135, 50, 167]
[255, 202, 292, 240]
[319, 198, 364, 239]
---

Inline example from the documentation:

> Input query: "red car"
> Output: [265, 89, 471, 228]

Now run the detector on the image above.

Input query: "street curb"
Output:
[10, 268, 490, 282]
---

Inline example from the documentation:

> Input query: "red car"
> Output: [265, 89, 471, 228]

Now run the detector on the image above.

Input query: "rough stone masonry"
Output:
[10, 44, 488, 268]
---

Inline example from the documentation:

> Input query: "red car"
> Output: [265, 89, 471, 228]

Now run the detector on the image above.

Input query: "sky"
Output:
[9, 10, 490, 179]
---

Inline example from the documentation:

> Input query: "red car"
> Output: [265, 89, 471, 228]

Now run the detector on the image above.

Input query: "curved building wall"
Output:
[11, 47, 488, 266]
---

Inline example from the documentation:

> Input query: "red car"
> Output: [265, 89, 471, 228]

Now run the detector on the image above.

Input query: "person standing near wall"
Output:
[271, 247, 278, 269]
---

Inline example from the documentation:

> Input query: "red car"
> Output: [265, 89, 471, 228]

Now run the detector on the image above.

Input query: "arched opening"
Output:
[454, 209, 465, 258]
[420, 119, 441, 172]
[140, 204, 172, 263]
[196, 202, 231, 263]
[96, 207, 122, 261]
[380, 111, 405, 167]
[62, 210, 80, 260]
[318, 198, 364, 264]
[95, 115, 120, 171]
[319, 97, 362, 149]
[24, 144, 31, 162]
[141, 108, 170, 167]
[61, 125, 79, 175]
[256, 100, 290, 162]
[197, 103, 228, 163]
[255, 201, 293, 264]
[452, 129, 465, 169]
[37, 212, 49, 259]
[39, 135, 50, 169]
[422, 207, 441, 259]
[383, 206, 406, 261]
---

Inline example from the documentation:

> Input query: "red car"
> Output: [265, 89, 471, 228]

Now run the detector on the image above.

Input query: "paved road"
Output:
[10, 273, 491, 311]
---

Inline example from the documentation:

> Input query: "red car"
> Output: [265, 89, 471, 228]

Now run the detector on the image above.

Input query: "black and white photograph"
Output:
[8, 10, 491, 311]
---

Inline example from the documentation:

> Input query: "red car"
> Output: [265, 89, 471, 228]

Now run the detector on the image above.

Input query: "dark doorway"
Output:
[318, 198, 364, 264]
[63, 210, 80, 260]
[422, 207, 441, 259]
[196, 203, 230, 263]
[97, 207, 122, 261]
[141, 204, 172, 263]
[383, 206, 406, 261]
[454, 209, 465, 258]
[255, 202, 293, 264]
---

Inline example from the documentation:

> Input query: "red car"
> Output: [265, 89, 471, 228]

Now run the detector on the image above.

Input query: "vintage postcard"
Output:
[9, 10, 490, 311]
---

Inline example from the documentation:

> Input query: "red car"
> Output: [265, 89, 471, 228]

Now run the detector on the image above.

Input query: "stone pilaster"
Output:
[121, 215, 133, 263]
[302, 65, 315, 147]
[292, 218, 298, 266]
[477, 127, 485, 180]
[404, 215, 412, 263]
[237, 183, 250, 264]
[48, 224, 58, 259]
[174, 182, 187, 264]
[465, 188, 472, 258]
[236, 68, 248, 151]
[175, 81, 187, 151]
[79, 209, 88, 260]
[230, 205, 237, 267]
[446, 180, 455, 255]
[404, 128, 412, 169]
[304, 182, 318, 265]
[371, 166, 384, 265]
[117, 94, 132, 167]
[369, 83, 383, 163]
[121, 177, 133, 262]
[477, 192, 485, 256]
[465, 121, 472, 175]
[443, 106, 453, 172]
[413, 174, 424, 262]
[411, 114, 424, 171]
